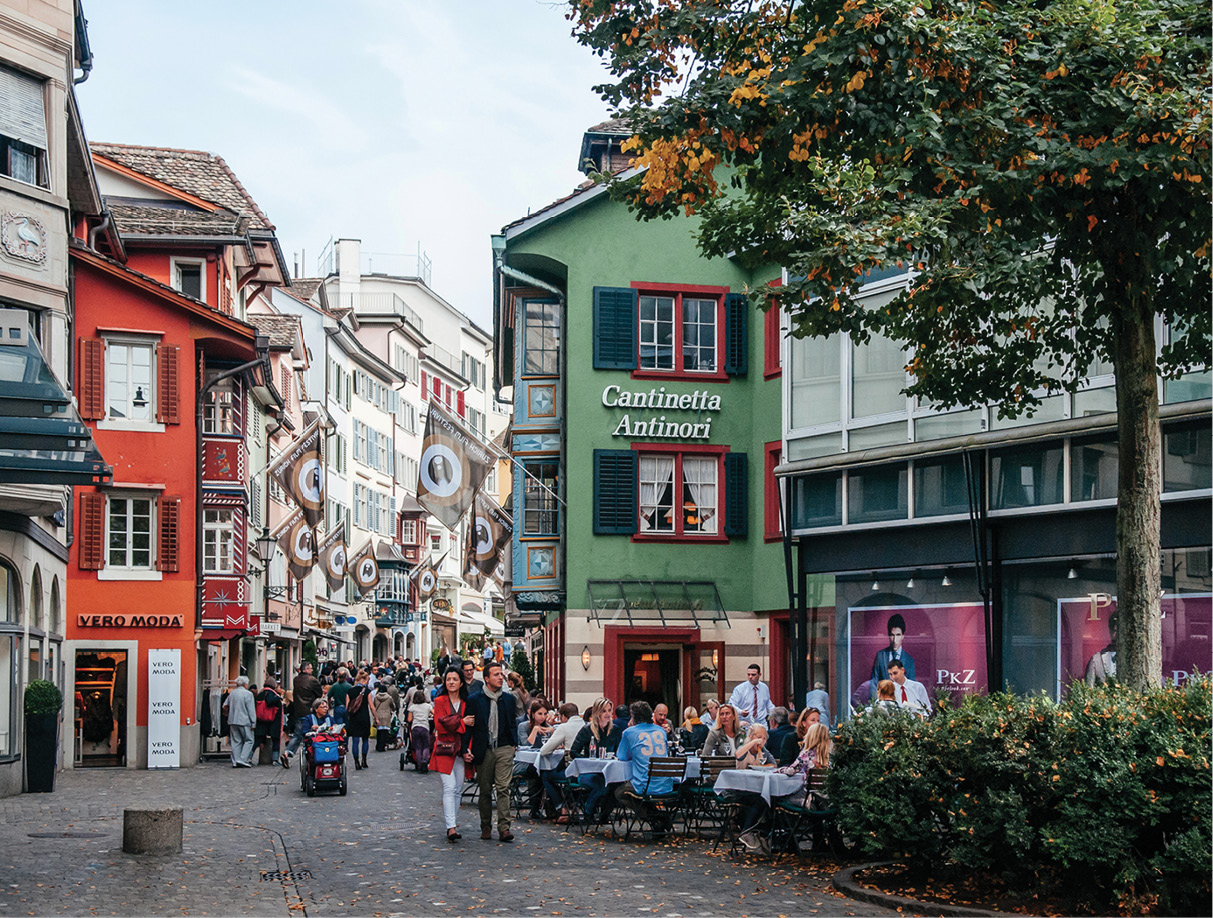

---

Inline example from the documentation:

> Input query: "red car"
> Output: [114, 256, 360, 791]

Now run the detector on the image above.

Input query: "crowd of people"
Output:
[227, 653, 921, 852]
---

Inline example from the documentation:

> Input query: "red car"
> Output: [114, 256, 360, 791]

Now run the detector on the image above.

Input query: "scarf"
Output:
[483, 685, 503, 745]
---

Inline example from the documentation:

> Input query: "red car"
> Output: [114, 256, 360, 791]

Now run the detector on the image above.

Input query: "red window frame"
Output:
[630, 442, 729, 543]
[764, 440, 783, 542]
[631, 281, 729, 383]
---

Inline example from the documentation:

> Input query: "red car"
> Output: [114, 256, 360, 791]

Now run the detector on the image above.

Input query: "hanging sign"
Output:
[146, 648, 181, 769]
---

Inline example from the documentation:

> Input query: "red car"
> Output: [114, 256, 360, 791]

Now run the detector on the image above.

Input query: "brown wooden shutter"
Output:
[157, 496, 181, 572]
[78, 491, 106, 570]
[156, 344, 180, 425]
[78, 338, 105, 420]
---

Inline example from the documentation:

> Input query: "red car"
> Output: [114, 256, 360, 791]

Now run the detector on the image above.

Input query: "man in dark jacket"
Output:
[291, 662, 322, 725]
[766, 706, 797, 765]
[468, 662, 518, 842]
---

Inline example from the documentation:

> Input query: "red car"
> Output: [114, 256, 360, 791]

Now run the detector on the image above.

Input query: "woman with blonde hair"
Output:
[569, 697, 621, 823]
[702, 703, 744, 757]
[678, 706, 709, 751]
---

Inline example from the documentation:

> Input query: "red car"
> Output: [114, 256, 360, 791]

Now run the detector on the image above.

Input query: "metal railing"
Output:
[424, 342, 462, 377]
[333, 292, 424, 336]
[363, 247, 432, 287]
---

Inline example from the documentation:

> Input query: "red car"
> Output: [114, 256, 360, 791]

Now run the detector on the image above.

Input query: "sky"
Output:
[77, 0, 616, 328]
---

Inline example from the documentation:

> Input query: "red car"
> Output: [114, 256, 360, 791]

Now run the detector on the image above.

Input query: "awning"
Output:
[586, 580, 730, 628]
[458, 607, 504, 634]
[0, 313, 111, 485]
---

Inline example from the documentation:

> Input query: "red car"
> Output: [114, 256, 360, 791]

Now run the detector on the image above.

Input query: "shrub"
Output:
[301, 640, 318, 666]
[831, 677, 1212, 915]
[24, 679, 63, 716]
[511, 647, 537, 694]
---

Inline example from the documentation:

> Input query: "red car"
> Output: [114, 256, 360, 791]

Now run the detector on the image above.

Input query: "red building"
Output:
[66, 145, 286, 769]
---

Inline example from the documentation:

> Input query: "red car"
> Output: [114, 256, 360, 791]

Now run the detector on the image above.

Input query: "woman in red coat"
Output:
[433, 667, 474, 842]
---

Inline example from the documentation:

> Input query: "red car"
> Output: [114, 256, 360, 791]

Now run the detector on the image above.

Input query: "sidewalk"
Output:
[0, 758, 896, 917]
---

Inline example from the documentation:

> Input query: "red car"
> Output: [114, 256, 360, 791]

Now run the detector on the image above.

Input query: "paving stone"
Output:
[0, 755, 895, 916]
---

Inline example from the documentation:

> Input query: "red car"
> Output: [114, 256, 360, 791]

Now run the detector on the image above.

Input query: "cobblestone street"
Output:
[0, 757, 895, 917]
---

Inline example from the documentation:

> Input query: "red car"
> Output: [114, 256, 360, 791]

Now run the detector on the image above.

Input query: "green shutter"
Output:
[724, 452, 748, 538]
[593, 286, 637, 370]
[725, 293, 749, 376]
[594, 449, 638, 534]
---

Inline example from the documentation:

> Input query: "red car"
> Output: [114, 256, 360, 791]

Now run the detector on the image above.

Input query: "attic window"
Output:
[171, 258, 204, 301]
[0, 65, 47, 188]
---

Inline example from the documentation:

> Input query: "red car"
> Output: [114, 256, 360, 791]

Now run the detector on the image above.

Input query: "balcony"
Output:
[424, 342, 463, 378]
[334, 291, 424, 337]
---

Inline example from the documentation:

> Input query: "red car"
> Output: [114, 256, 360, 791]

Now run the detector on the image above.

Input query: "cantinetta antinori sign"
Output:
[602, 385, 723, 439]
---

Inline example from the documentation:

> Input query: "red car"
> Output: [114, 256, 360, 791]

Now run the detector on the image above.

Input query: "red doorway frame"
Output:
[602, 625, 702, 710]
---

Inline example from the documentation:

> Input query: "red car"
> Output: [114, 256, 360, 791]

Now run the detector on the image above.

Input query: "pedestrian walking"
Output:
[224, 676, 257, 767]
[469, 661, 518, 842]
[290, 662, 322, 730]
[253, 677, 284, 764]
[433, 667, 473, 842]
[346, 670, 373, 769]
[407, 687, 434, 772]
[373, 682, 395, 753]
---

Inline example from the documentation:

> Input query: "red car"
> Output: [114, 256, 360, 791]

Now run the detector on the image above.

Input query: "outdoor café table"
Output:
[514, 747, 566, 771]
[713, 767, 804, 805]
[566, 755, 703, 786]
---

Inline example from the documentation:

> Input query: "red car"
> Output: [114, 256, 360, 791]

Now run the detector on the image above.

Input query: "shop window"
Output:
[1163, 421, 1212, 492]
[522, 460, 560, 536]
[0, 631, 20, 758]
[1071, 436, 1118, 502]
[791, 472, 842, 529]
[848, 463, 908, 523]
[203, 509, 235, 574]
[523, 300, 560, 376]
[0, 65, 48, 188]
[990, 442, 1064, 509]
[913, 456, 969, 517]
[108, 495, 154, 570]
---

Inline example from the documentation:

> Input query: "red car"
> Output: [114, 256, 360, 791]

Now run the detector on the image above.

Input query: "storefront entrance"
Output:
[73, 649, 128, 767]
[605, 627, 726, 719]
[623, 646, 680, 709]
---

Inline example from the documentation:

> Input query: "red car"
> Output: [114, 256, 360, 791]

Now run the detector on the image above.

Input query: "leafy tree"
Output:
[569, 0, 1210, 689]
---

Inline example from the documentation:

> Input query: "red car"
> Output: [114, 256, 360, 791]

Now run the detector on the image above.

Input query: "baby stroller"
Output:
[400, 719, 432, 772]
[300, 728, 347, 796]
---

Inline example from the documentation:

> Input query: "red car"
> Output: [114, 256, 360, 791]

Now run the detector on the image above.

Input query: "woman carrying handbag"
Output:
[432, 667, 474, 842]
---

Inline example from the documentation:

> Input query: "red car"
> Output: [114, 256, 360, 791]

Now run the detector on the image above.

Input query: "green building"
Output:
[491, 121, 791, 712]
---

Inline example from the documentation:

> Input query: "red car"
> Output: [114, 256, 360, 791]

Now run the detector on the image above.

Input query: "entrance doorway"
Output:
[73, 649, 128, 767]
[623, 646, 681, 710]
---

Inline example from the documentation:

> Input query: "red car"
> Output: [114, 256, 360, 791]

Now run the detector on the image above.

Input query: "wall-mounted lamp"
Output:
[711, 649, 719, 670]
[581, 645, 591, 671]
[941, 573, 953, 587]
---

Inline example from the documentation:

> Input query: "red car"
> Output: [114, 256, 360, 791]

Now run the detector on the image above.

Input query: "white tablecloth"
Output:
[713, 768, 804, 805]
[513, 747, 566, 771]
[564, 755, 702, 785]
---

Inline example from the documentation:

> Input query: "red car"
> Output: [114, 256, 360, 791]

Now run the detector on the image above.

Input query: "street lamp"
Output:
[254, 527, 277, 563]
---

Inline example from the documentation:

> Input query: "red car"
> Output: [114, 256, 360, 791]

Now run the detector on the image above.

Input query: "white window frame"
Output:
[169, 257, 206, 302]
[203, 377, 237, 435]
[105, 493, 155, 571]
[203, 508, 235, 574]
[103, 336, 157, 425]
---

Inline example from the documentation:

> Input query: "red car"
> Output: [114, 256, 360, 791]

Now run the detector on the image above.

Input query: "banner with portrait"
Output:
[271, 507, 316, 581]
[463, 489, 512, 591]
[268, 420, 324, 528]
[848, 603, 989, 712]
[416, 403, 494, 531]
[317, 527, 347, 594]
[347, 540, 380, 600]
[1057, 593, 1212, 695]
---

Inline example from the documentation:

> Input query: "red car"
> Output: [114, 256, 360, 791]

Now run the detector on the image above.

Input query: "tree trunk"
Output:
[1112, 286, 1162, 689]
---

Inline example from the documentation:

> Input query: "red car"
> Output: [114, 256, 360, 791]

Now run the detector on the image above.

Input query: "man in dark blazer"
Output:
[468, 661, 519, 841]
[870, 613, 916, 683]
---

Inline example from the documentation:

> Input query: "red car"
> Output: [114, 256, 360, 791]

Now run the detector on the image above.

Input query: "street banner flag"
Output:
[417, 403, 494, 531]
[348, 540, 380, 599]
[317, 526, 347, 594]
[417, 553, 443, 601]
[272, 508, 316, 581]
[268, 420, 325, 529]
[464, 489, 512, 590]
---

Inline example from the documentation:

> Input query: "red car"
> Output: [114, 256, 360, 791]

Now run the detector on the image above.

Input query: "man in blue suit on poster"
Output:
[870, 613, 916, 684]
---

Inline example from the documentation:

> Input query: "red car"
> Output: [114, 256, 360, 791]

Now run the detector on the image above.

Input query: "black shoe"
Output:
[354, 759, 362, 770]
[361, 756, 369, 769]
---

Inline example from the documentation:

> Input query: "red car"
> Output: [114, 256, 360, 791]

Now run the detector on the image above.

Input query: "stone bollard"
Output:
[122, 806, 183, 855]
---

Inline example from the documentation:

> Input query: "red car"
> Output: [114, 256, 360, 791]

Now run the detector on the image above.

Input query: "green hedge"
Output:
[830, 677, 1211, 915]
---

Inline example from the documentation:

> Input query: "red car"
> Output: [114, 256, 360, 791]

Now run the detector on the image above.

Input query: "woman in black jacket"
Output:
[345, 670, 373, 770]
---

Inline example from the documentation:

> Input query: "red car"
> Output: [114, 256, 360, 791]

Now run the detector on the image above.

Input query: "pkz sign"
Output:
[602, 385, 722, 440]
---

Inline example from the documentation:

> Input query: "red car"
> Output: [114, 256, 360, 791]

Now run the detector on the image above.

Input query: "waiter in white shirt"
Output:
[887, 659, 932, 717]
[728, 663, 774, 726]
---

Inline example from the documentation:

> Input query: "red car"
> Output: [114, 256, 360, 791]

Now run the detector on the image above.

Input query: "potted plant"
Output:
[24, 679, 62, 793]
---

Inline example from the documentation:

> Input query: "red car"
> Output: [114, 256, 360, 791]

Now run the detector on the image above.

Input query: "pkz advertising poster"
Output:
[848, 603, 988, 713]
[1057, 593, 1212, 695]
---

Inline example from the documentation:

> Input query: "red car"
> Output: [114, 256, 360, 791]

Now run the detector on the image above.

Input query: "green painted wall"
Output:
[506, 189, 785, 614]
